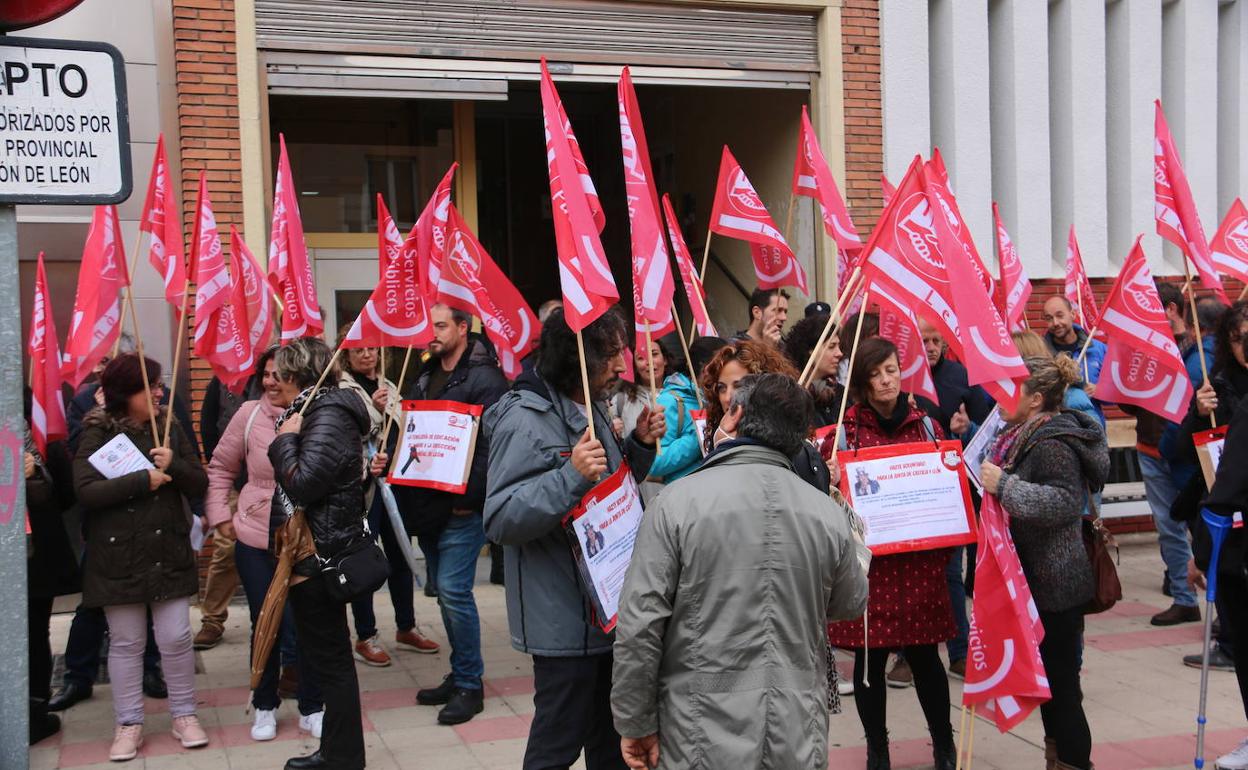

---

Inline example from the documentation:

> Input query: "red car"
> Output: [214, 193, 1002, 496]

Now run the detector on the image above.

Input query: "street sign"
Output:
[0, 36, 130, 204]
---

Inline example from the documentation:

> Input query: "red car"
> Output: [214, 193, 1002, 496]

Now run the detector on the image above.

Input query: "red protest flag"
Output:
[928, 149, 994, 298]
[662, 194, 717, 338]
[963, 495, 1050, 732]
[1210, 198, 1248, 284]
[29, 252, 67, 454]
[710, 146, 808, 293]
[438, 204, 539, 379]
[230, 227, 274, 355]
[542, 58, 618, 332]
[1064, 225, 1098, 328]
[62, 205, 129, 387]
[993, 203, 1031, 331]
[874, 289, 939, 406]
[190, 176, 253, 390]
[1093, 237, 1193, 422]
[268, 134, 324, 342]
[619, 67, 676, 329]
[792, 105, 862, 254]
[138, 134, 186, 308]
[881, 173, 896, 206]
[343, 196, 433, 350]
[413, 163, 458, 305]
[1155, 101, 1229, 303]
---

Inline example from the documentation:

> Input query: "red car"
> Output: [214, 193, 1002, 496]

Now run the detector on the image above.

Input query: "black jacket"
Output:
[27, 439, 80, 599]
[931, 355, 996, 436]
[392, 337, 509, 536]
[268, 387, 371, 565]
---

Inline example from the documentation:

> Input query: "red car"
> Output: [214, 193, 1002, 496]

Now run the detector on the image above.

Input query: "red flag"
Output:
[230, 227, 273, 355]
[963, 495, 1050, 732]
[993, 203, 1031, 332]
[413, 164, 458, 305]
[662, 194, 718, 338]
[268, 134, 323, 342]
[1155, 101, 1229, 303]
[1210, 198, 1248, 284]
[927, 149, 994, 298]
[438, 204, 539, 379]
[1093, 238, 1193, 422]
[874, 288, 939, 405]
[859, 157, 1025, 409]
[881, 173, 896, 206]
[1064, 226, 1097, 328]
[62, 205, 128, 387]
[28, 252, 67, 454]
[710, 146, 807, 293]
[139, 135, 186, 308]
[793, 105, 862, 253]
[542, 58, 618, 332]
[343, 197, 433, 350]
[191, 176, 253, 389]
[618, 67, 676, 332]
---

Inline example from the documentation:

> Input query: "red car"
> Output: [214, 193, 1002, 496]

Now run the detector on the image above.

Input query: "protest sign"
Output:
[1194, 426, 1227, 490]
[387, 400, 483, 493]
[837, 440, 977, 556]
[563, 463, 645, 632]
[963, 407, 1007, 493]
[690, 409, 708, 457]
[88, 433, 154, 480]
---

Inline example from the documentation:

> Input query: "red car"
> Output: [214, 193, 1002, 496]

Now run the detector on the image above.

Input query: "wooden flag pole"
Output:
[830, 291, 870, 453]
[1182, 257, 1216, 428]
[642, 320, 662, 458]
[670, 305, 703, 409]
[955, 704, 969, 770]
[161, 280, 193, 447]
[798, 265, 863, 387]
[698, 233, 714, 285]
[112, 229, 147, 358]
[1075, 282, 1091, 384]
[576, 329, 597, 446]
[1239, 282, 1248, 302]
[966, 704, 977, 770]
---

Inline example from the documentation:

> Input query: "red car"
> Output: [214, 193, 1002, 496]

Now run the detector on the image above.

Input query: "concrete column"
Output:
[989, 0, 1053, 278]
[928, 0, 993, 262]
[880, 0, 930, 181]
[1106, 0, 1164, 272]
[1218, 0, 1248, 221]
[1162, 0, 1220, 270]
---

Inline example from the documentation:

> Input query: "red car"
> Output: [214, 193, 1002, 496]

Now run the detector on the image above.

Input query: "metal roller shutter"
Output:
[254, 0, 820, 73]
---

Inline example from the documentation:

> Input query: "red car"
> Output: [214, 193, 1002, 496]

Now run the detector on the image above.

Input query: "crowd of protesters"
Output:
[20, 279, 1248, 770]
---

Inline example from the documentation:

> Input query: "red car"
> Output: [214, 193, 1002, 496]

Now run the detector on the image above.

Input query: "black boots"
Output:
[437, 687, 484, 725]
[932, 737, 957, 770]
[866, 733, 890, 770]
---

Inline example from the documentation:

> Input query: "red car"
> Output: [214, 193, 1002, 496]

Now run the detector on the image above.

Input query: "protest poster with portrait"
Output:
[837, 440, 977, 556]
[690, 409, 708, 457]
[387, 400, 483, 493]
[563, 462, 645, 632]
[963, 407, 1007, 493]
[1194, 426, 1228, 489]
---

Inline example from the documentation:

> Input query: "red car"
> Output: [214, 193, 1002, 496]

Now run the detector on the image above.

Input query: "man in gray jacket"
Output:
[612, 373, 869, 770]
[484, 307, 666, 770]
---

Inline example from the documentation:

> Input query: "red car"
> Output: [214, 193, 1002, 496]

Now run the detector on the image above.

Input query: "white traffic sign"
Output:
[0, 36, 130, 204]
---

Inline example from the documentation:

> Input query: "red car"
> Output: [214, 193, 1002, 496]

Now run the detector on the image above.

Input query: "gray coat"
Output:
[997, 409, 1110, 612]
[611, 443, 869, 769]
[483, 371, 656, 656]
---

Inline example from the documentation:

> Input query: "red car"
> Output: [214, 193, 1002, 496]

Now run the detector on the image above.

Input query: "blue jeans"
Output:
[1138, 453, 1197, 606]
[351, 492, 416, 639]
[418, 512, 486, 689]
[946, 547, 970, 663]
[235, 540, 323, 714]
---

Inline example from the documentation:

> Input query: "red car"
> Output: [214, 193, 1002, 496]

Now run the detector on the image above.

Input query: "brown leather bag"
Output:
[1082, 490, 1122, 614]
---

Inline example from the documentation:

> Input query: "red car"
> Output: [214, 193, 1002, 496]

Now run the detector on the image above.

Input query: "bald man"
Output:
[1042, 295, 1106, 389]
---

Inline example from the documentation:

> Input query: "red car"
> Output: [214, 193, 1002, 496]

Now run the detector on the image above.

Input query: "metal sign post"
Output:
[0, 28, 127, 768]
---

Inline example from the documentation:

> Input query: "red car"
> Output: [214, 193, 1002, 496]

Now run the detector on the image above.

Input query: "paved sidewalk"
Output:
[30, 533, 1248, 769]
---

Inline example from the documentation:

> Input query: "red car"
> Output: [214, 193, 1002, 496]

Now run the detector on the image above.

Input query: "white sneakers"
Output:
[251, 709, 278, 741]
[299, 710, 324, 739]
[1217, 737, 1248, 770]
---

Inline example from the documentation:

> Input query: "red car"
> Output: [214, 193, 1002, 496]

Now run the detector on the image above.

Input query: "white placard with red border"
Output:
[690, 409, 708, 457]
[387, 400, 483, 493]
[563, 463, 645, 632]
[836, 440, 977, 556]
[1194, 426, 1228, 489]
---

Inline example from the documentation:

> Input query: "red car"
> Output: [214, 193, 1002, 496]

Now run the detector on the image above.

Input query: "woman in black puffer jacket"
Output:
[267, 337, 371, 770]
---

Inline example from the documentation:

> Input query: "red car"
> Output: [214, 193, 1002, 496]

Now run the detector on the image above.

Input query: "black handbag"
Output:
[319, 537, 390, 603]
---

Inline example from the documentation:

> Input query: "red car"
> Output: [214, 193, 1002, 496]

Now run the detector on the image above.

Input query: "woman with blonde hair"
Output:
[979, 354, 1108, 770]
[1012, 331, 1100, 423]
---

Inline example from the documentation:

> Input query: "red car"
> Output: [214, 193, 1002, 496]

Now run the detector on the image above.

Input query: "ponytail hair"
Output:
[1022, 354, 1080, 411]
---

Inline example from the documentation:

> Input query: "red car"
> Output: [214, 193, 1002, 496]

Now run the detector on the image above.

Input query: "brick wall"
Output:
[840, 0, 884, 232]
[172, 0, 244, 435]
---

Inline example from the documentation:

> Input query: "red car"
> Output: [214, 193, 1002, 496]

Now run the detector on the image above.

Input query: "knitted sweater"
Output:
[996, 410, 1110, 612]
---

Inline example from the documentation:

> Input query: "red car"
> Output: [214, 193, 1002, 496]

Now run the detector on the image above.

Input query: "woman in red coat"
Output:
[827, 337, 956, 770]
